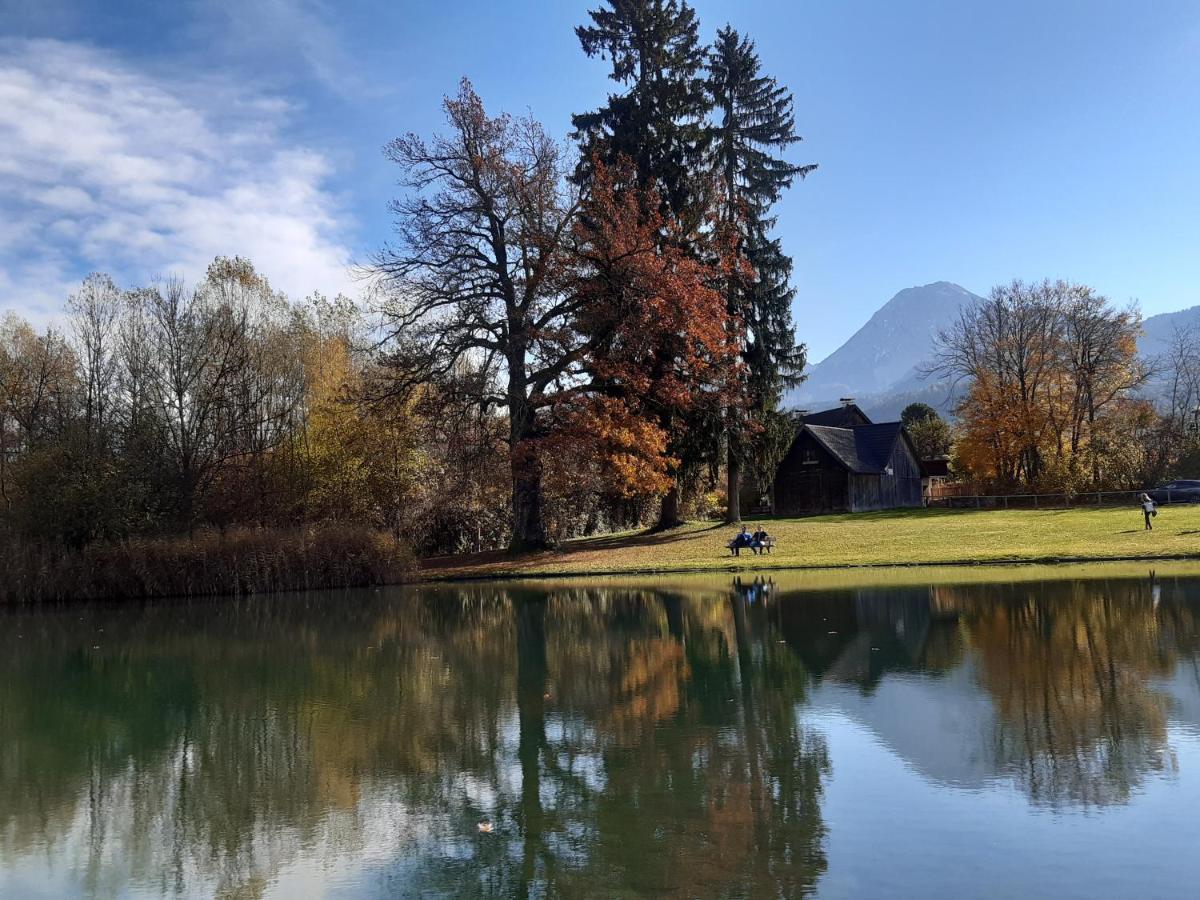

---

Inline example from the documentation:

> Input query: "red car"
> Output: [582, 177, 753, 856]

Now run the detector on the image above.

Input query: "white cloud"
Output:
[0, 38, 356, 320]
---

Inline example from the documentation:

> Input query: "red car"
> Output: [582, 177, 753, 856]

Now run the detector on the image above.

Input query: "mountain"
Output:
[788, 282, 983, 418]
[789, 284, 1200, 422]
[1141, 305, 1200, 357]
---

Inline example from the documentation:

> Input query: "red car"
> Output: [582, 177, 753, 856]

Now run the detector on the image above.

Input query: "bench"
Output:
[727, 536, 777, 556]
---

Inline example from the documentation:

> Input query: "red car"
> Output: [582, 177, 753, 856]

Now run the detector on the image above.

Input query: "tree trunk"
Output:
[655, 483, 683, 530]
[726, 442, 742, 523]
[508, 387, 549, 553]
[515, 597, 547, 893]
[662, 593, 685, 642]
[511, 462, 548, 552]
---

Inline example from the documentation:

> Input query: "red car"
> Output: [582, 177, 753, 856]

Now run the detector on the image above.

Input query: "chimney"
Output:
[839, 397, 855, 408]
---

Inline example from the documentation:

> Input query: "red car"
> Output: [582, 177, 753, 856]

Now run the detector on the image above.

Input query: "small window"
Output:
[801, 448, 819, 466]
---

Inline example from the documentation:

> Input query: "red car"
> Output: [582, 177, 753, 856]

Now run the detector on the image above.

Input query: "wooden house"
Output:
[774, 406, 923, 514]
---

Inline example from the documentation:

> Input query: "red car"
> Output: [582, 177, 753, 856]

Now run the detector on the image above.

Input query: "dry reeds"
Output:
[0, 525, 414, 604]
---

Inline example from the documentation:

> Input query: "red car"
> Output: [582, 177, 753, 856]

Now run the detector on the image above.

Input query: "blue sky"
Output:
[2, 0, 1198, 360]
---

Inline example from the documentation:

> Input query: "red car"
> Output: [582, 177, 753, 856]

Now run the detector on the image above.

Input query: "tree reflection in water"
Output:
[0, 584, 830, 898]
[774, 574, 1200, 810]
[3, 573, 1200, 896]
[964, 579, 1184, 808]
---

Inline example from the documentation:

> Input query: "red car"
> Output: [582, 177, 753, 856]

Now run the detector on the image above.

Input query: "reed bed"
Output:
[0, 525, 414, 604]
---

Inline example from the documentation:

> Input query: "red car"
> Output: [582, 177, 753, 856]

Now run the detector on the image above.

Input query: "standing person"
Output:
[1140, 493, 1157, 531]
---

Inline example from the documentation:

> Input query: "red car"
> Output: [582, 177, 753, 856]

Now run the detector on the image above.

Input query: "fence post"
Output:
[976, 495, 981, 509]
[1004, 495, 1008, 510]
[1034, 494, 1038, 509]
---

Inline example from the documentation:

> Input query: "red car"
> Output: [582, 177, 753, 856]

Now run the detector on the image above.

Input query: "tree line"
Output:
[2, 260, 412, 547]
[930, 278, 1200, 494]
[373, 0, 816, 549]
[0, 0, 815, 558]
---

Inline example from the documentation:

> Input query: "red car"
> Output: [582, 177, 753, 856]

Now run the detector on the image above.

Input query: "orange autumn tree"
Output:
[933, 280, 1148, 492]
[541, 161, 745, 524]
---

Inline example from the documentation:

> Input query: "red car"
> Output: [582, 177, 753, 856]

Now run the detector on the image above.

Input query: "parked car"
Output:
[1148, 480, 1200, 504]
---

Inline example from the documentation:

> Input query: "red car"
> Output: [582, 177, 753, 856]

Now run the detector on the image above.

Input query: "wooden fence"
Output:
[926, 489, 1175, 510]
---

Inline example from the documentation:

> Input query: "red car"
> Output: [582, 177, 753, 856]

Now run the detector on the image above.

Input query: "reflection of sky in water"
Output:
[1157, 665, 1200, 737]
[809, 665, 999, 789]
[4, 573, 1200, 898]
[806, 710, 1200, 900]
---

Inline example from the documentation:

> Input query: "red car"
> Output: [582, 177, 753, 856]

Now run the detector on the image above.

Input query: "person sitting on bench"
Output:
[750, 526, 770, 553]
[730, 525, 754, 556]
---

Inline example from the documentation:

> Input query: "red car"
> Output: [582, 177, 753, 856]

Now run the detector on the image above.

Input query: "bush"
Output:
[0, 524, 414, 604]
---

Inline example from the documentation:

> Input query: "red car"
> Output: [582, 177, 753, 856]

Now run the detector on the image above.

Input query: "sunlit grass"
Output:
[422, 505, 1200, 580]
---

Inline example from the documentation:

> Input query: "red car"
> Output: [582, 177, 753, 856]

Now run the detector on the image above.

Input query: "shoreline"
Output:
[417, 550, 1200, 584]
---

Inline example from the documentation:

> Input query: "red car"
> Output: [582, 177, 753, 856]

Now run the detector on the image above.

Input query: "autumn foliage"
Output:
[933, 280, 1150, 492]
[537, 161, 745, 506]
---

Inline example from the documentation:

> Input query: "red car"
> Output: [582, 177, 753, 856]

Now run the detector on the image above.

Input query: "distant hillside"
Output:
[1141, 305, 1200, 357]
[788, 281, 981, 418]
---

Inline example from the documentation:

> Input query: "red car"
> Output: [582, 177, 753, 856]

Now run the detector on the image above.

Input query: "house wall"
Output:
[847, 438, 923, 512]
[773, 432, 850, 515]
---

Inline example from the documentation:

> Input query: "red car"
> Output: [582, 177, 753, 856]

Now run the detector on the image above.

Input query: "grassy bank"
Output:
[0, 525, 414, 604]
[421, 505, 1200, 580]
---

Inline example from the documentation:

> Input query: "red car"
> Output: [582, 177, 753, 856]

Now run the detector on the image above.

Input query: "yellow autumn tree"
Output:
[299, 332, 424, 537]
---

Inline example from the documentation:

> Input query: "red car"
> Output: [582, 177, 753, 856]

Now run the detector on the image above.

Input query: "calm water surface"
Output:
[3, 570, 1200, 898]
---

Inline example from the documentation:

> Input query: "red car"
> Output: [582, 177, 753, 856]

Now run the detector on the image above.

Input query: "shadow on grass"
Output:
[422, 522, 725, 572]
[567, 521, 723, 552]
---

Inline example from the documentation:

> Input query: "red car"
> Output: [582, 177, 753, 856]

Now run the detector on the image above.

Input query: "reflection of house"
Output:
[776, 586, 958, 689]
[773, 405, 922, 515]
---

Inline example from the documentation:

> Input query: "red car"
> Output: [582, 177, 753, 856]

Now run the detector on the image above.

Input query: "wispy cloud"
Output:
[187, 0, 374, 99]
[0, 38, 356, 321]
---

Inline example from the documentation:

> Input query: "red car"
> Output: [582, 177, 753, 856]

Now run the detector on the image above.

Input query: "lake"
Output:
[3, 566, 1200, 898]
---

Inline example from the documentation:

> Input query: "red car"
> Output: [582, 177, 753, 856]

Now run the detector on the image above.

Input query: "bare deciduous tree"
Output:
[371, 80, 581, 551]
[930, 280, 1147, 490]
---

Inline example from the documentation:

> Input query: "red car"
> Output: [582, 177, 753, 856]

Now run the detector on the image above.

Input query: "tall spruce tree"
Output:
[708, 26, 815, 520]
[573, 0, 719, 529]
[573, 0, 713, 234]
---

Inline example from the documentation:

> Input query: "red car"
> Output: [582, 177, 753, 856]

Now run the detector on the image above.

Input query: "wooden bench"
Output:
[727, 536, 777, 556]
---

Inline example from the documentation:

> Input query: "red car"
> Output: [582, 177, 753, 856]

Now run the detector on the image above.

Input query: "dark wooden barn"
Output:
[774, 409, 923, 515]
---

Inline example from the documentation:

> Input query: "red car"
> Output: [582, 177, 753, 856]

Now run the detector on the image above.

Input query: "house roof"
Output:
[801, 404, 872, 428]
[806, 422, 907, 475]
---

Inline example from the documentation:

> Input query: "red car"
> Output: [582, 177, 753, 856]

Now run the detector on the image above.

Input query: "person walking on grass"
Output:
[1140, 493, 1157, 531]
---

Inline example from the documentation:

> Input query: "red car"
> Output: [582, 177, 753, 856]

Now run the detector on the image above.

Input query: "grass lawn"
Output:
[420, 504, 1200, 580]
